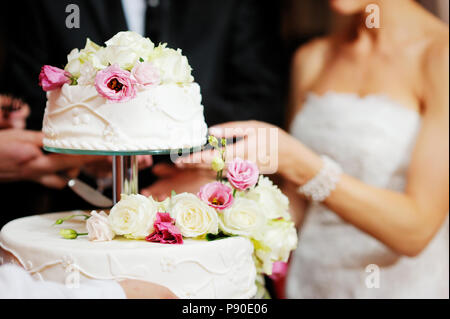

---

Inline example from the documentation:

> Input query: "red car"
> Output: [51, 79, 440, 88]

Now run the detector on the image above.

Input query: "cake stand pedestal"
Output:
[44, 147, 199, 205]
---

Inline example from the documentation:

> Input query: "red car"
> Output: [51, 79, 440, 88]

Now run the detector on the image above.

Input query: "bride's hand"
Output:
[176, 121, 322, 183]
[176, 121, 294, 174]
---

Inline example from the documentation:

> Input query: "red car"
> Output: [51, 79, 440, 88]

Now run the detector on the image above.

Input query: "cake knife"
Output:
[62, 175, 114, 208]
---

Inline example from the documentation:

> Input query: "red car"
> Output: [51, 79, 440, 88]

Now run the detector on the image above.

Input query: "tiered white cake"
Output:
[0, 213, 257, 299]
[41, 31, 207, 151]
[0, 32, 299, 299]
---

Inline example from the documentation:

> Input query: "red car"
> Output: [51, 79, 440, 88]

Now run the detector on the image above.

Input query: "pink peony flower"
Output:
[198, 182, 234, 210]
[39, 65, 71, 92]
[227, 158, 259, 191]
[95, 64, 137, 103]
[131, 62, 161, 87]
[146, 213, 183, 245]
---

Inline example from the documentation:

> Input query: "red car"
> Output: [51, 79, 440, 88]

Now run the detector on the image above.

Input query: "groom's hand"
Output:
[141, 163, 215, 201]
[0, 129, 99, 188]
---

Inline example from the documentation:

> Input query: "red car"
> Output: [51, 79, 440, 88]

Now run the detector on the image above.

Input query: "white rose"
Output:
[103, 45, 140, 71]
[86, 211, 115, 242]
[64, 39, 106, 77]
[77, 61, 97, 85]
[104, 31, 154, 70]
[108, 194, 158, 239]
[170, 193, 218, 238]
[65, 49, 83, 77]
[219, 198, 266, 238]
[254, 219, 298, 275]
[149, 44, 194, 84]
[244, 176, 291, 220]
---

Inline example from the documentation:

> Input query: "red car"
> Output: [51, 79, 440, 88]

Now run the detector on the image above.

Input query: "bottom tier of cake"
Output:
[0, 212, 257, 299]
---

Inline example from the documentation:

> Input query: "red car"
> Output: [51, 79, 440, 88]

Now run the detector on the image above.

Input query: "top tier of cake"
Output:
[40, 32, 207, 151]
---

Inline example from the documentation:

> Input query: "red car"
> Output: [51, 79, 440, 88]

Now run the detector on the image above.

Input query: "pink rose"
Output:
[269, 261, 289, 281]
[146, 213, 183, 245]
[86, 211, 115, 242]
[39, 65, 71, 92]
[131, 62, 161, 87]
[198, 182, 234, 210]
[95, 64, 137, 103]
[227, 158, 259, 191]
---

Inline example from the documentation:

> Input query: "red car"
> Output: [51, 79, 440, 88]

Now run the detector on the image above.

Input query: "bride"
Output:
[178, 0, 449, 298]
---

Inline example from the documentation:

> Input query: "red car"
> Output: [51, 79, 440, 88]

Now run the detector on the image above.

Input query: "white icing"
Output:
[0, 212, 257, 299]
[42, 83, 208, 151]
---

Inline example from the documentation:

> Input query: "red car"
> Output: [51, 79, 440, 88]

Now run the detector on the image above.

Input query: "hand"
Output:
[176, 121, 295, 174]
[119, 279, 178, 299]
[82, 155, 153, 179]
[0, 129, 99, 188]
[141, 163, 215, 201]
[0, 95, 30, 129]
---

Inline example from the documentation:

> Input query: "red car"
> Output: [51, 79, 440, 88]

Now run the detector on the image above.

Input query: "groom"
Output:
[0, 0, 287, 216]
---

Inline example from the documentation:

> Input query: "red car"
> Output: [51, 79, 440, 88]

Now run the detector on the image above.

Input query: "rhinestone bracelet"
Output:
[297, 156, 343, 202]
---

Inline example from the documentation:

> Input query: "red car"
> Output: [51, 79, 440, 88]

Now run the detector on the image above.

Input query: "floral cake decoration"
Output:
[38, 31, 194, 103]
[56, 136, 297, 277]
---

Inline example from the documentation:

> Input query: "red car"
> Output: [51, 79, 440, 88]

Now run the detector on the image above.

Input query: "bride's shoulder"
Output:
[291, 37, 332, 89]
[292, 37, 332, 67]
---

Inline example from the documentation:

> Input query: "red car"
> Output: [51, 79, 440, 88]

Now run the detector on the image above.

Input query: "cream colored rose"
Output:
[245, 176, 291, 220]
[65, 49, 83, 77]
[77, 61, 97, 85]
[254, 219, 298, 275]
[86, 211, 115, 242]
[170, 193, 218, 238]
[108, 194, 157, 239]
[65, 39, 106, 77]
[104, 31, 155, 70]
[149, 44, 194, 84]
[219, 198, 266, 238]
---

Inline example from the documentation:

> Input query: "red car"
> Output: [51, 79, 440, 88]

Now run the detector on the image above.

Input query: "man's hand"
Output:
[0, 129, 99, 188]
[141, 163, 215, 201]
[82, 155, 153, 179]
[0, 95, 30, 129]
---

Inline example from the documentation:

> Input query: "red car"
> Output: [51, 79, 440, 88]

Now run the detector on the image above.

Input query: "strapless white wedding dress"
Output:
[287, 92, 449, 299]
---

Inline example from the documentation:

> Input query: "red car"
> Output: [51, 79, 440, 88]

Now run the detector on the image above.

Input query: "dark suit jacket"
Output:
[3, 0, 286, 130]
[0, 0, 287, 224]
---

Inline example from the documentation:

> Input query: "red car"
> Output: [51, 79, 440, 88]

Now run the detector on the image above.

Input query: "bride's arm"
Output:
[282, 42, 449, 257]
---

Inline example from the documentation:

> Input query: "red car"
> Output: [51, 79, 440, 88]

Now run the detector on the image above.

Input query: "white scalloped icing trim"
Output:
[43, 137, 207, 152]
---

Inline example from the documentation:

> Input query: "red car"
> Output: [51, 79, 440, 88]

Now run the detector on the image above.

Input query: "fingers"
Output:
[24, 154, 93, 176]
[141, 185, 170, 200]
[152, 163, 178, 178]
[33, 174, 67, 189]
[175, 148, 219, 170]
[4, 130, 44, 146]
[137, 155, 153, 170]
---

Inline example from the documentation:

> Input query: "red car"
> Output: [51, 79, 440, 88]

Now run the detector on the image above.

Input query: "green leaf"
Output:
[171, 190, 177, 198]
[139, 57, 145, 62]
[206, 232, 232, 241]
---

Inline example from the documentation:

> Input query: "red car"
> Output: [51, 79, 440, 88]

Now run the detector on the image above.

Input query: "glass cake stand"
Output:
[44, 146, 203, 205]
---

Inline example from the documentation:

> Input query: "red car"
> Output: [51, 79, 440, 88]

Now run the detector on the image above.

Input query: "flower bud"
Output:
[208, 136, 219, 148]
[211, 157, 225, 172]
[60, 229, 78, 240]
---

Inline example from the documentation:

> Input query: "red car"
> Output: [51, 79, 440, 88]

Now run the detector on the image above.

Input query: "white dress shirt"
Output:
[121, 0, 147, 35]
[0, 264, 126, 299]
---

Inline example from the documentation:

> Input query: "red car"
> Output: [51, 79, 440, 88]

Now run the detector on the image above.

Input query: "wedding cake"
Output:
[41, 32, 207, 151]
[0, 212, 257, 299]
[0, 32, 298, 299]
